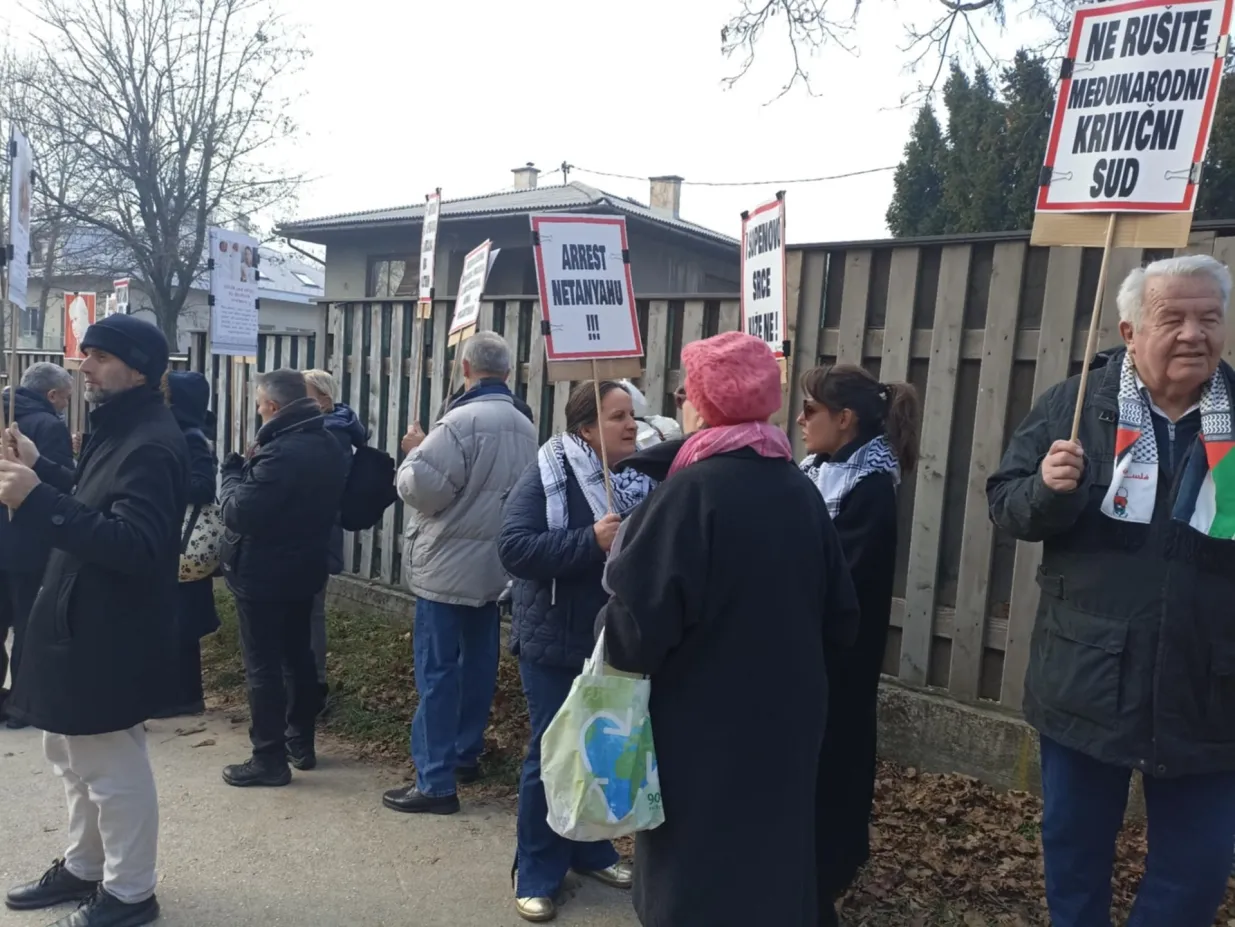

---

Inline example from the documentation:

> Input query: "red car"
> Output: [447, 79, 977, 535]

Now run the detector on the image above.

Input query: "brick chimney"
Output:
[512, 162, 540, 190]
[649, 175, 683, 218]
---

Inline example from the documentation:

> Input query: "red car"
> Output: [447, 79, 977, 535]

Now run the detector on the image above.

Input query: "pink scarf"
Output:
[667, 422, 793, 477]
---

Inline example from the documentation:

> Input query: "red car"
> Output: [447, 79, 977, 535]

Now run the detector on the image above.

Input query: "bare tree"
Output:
[720, 0, 1072, 101]
[16, 0, 307, 345]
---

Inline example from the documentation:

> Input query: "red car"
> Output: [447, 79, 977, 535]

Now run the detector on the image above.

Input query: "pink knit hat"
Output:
[681, 331, 783, 427]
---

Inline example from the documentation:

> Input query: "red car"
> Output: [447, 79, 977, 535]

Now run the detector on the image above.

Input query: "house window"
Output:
[368, 257, 413, 298]
[291, 271, 319, 288]
[20, 306, 42, 338]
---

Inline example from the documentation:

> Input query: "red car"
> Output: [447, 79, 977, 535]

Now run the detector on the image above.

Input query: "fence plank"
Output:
[836, 250, 872, 365]
[718, 299, 740, 333]
[949, 242, 1026, 702]
[215, 353, 229, 456]
[230, 358, 244, 461]
[643, 300, 670, 416]
[682, 299, 705, 348]
[503, 301, 521, 388]
[429, 303, 448, 424]
[787, 250, 826, 459]
[1001, 246, 1084, 709]
[552, 383, 569, 434]
[900, 245, 971, 686]
[409, 311, 427, 430]
[381, 302, 404, 584]
[360, 306, 383, 579]
[343, 308, 365, 574]
[1217, 238, 1235, 365]
[880, 248, 920, 383]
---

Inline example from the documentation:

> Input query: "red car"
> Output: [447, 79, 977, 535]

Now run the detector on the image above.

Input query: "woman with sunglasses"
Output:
[797, 364, 920, 927]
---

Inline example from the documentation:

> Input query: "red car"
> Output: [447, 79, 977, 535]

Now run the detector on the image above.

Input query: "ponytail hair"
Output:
[801, 364, 921, 472]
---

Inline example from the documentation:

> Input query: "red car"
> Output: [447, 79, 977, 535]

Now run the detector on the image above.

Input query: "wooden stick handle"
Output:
[592, 360, 615, 513]
[1069, 213, 1119, 444]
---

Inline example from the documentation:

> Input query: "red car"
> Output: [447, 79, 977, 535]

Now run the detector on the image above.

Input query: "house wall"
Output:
[317, 213, 739, 301]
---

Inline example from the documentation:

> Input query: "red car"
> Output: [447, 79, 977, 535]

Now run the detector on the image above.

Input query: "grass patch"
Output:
[201, 585, 528, 795]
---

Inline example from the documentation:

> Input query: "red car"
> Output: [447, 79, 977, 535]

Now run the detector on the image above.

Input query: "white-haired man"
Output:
[384, 331, 537, 814]
[988, 254, 1235, 927]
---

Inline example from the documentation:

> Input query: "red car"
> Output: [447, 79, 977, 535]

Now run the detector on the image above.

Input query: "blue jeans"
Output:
[1040, 735, 1235, 927]
[516, 659, 618, 898]
[410, 598, 500, 797]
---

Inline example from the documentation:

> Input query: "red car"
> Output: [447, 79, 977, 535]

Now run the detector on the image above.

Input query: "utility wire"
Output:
[562, 163, 898, 188]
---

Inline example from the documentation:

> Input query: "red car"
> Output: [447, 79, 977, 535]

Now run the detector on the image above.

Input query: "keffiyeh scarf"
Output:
[1102, 351, 1235, 538]
[538, 433, 654, 529]
[801, 434, 901, 518]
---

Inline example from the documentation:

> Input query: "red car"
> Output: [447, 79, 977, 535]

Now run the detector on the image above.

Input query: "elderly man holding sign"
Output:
[988, 255, 1235, 926]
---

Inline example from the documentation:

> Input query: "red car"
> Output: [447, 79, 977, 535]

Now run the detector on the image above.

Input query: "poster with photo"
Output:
[7, 129, 33, 309]
[209, 227, 260, 356]
[64, 292, 97, 361]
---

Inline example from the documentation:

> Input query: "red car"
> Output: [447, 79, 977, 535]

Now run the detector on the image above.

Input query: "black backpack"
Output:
[339, 445, 399, 531]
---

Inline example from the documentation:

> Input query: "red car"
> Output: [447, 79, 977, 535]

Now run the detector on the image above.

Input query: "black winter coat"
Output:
[168, 371, 220, 639]
[0, 387, 74, 573]
[499, 461, 608, 670]
[219, 397, 346, 602]
[7, 386, 188, 735]
[599, 448, 860, 927]
[988, 348, 1235, 778]
[808, 442, 899, 900]
[322, 402, 367, 574]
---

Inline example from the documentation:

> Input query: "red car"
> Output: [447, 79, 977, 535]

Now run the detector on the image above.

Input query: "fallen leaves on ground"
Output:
[202, 591, 1235, 926]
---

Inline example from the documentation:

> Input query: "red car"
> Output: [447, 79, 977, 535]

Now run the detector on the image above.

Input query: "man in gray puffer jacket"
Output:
[383, 331, 537, 815]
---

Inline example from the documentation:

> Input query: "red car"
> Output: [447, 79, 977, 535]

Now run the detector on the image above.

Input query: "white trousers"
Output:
[43, 725, 159, 904]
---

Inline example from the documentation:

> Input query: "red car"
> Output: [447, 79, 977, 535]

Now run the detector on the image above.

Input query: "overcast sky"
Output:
[4, 0, 1056, 244]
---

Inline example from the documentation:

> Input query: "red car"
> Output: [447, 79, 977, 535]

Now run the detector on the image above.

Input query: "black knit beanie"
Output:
[79, 315, 169, 384]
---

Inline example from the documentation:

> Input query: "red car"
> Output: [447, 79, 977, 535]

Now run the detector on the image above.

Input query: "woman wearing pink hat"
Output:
[599, 331, 860, 927]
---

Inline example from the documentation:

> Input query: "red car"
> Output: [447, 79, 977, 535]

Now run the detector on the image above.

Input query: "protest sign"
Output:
[447, 239, 494, 343]
[113, 278, 130, 315]
[64, 292, 97, 361]
[530, 214, 642, 381]
[418, 190, 441, 316]
[1032, 0, 1232, 438]
[740, 193, 787, 360]
[7, 129, 32, 312]
[208, 227, 260, 356]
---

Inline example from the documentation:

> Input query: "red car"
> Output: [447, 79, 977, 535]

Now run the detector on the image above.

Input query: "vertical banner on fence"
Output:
[740, 192, 787, 365]
[208, 227, 260, 357]
[7, 129, 33, 310]
[418, 189, 441, 316]
[64, 292, 97, 361]
[1032, 0, 1232, 437]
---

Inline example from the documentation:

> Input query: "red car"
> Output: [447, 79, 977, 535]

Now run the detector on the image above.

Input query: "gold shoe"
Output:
[577, 861, 633, 889]
[515, 897, 556, 923]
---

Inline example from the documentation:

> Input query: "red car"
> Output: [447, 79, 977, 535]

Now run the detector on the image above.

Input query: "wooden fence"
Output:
[71, 227, 1225, 719]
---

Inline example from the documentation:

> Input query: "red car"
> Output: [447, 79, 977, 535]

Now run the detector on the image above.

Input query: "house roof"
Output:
[35, 226, 324, 304]
[279, 182, 738, 249]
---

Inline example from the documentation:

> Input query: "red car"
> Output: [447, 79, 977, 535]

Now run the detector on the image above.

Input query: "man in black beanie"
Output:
[0, 314, 188, 927]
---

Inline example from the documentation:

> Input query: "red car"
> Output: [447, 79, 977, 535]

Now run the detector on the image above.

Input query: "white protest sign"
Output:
[7, 129, 33, 309]
[449, 239, 493, 336]
[1038, 0, 1232, 213]
[740, 196, 787, 358]
[530, 215, 642, 361]
[418, 190, 441, 305]
[208, 227, 260, 356]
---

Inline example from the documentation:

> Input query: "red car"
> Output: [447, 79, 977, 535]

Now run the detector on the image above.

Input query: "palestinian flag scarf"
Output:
[1101, 351, 1235, 538]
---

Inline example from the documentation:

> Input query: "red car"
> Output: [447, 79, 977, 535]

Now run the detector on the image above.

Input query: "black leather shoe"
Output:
[382, 785, 459, 815]
[287, 742, 317, 771]
[221, 759, 291, 788]
[456, 764, 480, 785]
[49, 888, 159, 927]
[5, 858, 98, 911]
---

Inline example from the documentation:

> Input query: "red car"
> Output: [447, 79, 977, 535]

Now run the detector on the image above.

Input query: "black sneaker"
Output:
[5, 858, 99, 911]
[221, 758, 292, 788]
[49, 887, 159, 927]
[381, 785, 459, 815]
[456, 764, 481, 785]
[287, 742, 317, 771]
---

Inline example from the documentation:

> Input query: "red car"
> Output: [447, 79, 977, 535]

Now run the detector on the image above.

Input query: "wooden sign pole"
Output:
[591, 358, 615, 512]
[1070, 213, 1119, 443]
